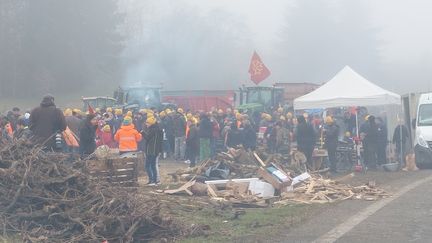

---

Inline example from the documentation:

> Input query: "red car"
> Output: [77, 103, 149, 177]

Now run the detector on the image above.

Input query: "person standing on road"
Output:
[225, 122, 243, 149]
[296, 115, 316, 167]
[173, 108, 187, 160]
[30, 95, 67, 151]
[185, 118, 199, 167]
[376, 117, 388, 166]
[242, 120, 257, 151]
[393, 119, 410, 165]
[78, 114, 98, 158]
[142, 116, 163, 185]
[198, 113, 213, 161]
[324, 116, 340, 173]
[361, 115, 379, 170]
[114, 116, 142, 154]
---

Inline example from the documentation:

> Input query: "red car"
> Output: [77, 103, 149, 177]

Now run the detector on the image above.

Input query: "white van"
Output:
[415, 93, 432, 166]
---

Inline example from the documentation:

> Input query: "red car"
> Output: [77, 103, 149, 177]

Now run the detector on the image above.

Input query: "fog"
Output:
[1, 0, 431, 102]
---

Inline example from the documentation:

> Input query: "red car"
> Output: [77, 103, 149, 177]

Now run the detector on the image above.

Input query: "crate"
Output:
[257, 164, 292, 190]
[85, 152, 143, 186]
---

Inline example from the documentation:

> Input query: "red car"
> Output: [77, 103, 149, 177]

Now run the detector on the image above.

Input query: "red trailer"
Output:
[161, 90, 235, 112]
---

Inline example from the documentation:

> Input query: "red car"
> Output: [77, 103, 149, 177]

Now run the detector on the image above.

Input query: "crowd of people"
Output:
[0, 95, 411, 182]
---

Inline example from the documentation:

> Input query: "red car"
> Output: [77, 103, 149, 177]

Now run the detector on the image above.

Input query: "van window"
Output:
[418, 104, 432, 126]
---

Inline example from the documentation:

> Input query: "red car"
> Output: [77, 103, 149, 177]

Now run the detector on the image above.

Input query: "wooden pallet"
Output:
[85, 153, 143, 186]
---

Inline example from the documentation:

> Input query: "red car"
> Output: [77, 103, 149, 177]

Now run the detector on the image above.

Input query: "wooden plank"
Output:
[253, 152, 266, 167]
[164, 180, 196, 196]
[305, 180, 316, 195]
[207, 184, 219, 198]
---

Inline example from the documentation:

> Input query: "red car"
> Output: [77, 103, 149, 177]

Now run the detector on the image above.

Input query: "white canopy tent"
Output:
[294, 66, 401, 110]
[294, 66, 402, 166]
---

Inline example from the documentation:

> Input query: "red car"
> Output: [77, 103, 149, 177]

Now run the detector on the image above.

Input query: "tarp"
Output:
[294, 66, 401, 110]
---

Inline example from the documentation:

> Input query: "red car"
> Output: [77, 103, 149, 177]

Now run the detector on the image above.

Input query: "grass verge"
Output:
[176, 203, 319, 243]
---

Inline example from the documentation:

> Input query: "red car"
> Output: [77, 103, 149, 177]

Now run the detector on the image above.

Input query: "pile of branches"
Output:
[0, 141, 193, 242]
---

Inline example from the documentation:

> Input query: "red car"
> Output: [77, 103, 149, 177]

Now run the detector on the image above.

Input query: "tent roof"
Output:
[294, 66, 401, 110]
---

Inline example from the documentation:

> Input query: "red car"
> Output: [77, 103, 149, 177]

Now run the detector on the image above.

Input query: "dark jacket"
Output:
[143, 123, 163, 156]
[296, 120, 316, 149]
[186, 124, 199, 153]
[65, 115, 81, 137]
[173, 113, 186, 137]
[198, 116, 213, 139]
[226, 128, 243, 148]
[242, 125, 257, 150]
[324, 124, 339, 148]
[362, 121, 379, 145]
[79, 118, 97, 156]
[392, 125, 409, 145]
[30, 99, 67, 149]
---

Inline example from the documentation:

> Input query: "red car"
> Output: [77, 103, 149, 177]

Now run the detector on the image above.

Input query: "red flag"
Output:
[248, 51, 271, 84]
[88, 104, 95, 115]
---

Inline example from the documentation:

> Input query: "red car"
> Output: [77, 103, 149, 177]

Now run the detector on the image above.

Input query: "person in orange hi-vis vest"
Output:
[114, 116, 142, 154]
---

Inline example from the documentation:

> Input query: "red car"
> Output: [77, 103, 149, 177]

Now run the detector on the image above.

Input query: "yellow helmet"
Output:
[146, 116, 156, 126]
[64, 108, 72, 116]
[106, 107, 113, 113]
[160, 111, 166, 117]
[177, 108, 184, 114]
[115, 109, 123, 115]
[126, 111, 133, 117]
[286, 112, 293, 119]
[279, 115, 286, 121]
[265, 114, 272, 121]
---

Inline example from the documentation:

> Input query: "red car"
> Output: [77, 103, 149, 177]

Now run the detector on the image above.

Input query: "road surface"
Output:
[276, 170, 432, 243]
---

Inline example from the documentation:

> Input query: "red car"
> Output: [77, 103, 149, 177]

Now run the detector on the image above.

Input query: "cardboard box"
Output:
[257, 166, 292, 190]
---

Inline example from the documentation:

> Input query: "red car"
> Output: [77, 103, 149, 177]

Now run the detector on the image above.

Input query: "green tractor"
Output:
[82, 84, 173, 112]
[237, 86, 284, 113]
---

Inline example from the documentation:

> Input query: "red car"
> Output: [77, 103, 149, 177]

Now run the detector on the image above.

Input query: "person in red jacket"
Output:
[97, 125, 116, 148]
[114, 116, 142, 154]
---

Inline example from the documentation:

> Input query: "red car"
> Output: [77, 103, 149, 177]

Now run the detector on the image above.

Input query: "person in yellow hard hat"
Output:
[173, 108, 187, 160]
[113, 109, 123, 134]
[65, 108, 81, 140]
[142, 115, 163, 185]
[323, 116, 339, 173]
[185, 117, 199, 167]
[286, 112, 293, 120]
[64, 108, 72, 117]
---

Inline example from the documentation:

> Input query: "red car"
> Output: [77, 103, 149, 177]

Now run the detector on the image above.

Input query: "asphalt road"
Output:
[336, 177, 432, 243]
[275, 170, 432, 243]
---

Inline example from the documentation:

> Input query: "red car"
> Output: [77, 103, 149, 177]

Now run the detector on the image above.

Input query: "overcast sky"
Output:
[123, 0, 432, 94]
